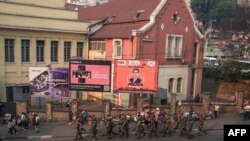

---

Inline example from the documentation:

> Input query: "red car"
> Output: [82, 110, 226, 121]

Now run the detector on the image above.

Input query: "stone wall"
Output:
[19, 89, 245, 122]
[16, 100, 28, 117]
[217, 81, 250, 100]
[28, 109, 46, 122]
[177, 103, 203, 113]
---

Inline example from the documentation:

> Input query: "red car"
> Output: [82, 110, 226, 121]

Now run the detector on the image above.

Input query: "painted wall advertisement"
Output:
[69, 59, 112, 92]
[29, 67, 69, 97]
[114, 60, 158, 94]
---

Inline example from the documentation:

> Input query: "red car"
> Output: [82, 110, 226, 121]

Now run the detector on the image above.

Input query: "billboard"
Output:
[69, 59, 112, 92]
[114, 60, 158, 94]
[29, 67, 69, 97]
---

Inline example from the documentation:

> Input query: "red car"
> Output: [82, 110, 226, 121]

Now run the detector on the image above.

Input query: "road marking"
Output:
[28, 135, 52, 139]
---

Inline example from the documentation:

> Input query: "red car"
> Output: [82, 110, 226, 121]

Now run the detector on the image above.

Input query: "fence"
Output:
[14, 91, 245, 122]
[0, 102, 16, 117]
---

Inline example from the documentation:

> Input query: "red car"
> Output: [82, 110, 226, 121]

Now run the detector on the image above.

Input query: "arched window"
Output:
[177, 77, 182, 93]
[168, 78, 174, 93]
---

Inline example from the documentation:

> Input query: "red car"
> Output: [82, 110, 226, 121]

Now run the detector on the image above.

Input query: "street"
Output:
[9, 130, 223, 141]
[1, 112, 248, 141]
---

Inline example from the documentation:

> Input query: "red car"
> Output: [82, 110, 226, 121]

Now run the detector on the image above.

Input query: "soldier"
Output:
[198, 114, 207, 136]
[106, 117, 117, 139]
[119, 116, 129, 138]
[117, 113, 124, 135]
[74, 119, 84, 141]
[179, 117, 187, 137]
[174, 110, 183, 130]
[186, 120, 194, 139]
[148, 115, 159, 138]
[163, 116, 172, 137]
[90, 115, 98, 139]
[134, 114, 145, 139]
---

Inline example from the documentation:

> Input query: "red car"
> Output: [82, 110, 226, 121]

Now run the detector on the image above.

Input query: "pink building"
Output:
[78, 0, 204, 107]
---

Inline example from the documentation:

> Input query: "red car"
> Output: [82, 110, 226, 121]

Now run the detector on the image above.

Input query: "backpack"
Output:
[81, 112, 88, 121]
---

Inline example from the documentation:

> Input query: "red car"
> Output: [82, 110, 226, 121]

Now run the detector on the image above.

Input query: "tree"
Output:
[221, 5, 250, 32]
[219, 60, 245, 82]
[191, 0, 236, 24]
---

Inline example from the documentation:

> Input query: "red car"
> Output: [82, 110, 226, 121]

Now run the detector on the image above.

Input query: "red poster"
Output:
[114, 60, 158, 94]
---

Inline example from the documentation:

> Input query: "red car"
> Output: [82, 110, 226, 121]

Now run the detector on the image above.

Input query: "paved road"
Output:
[0, 112, 249, 140]
[10, 131, 223, 141]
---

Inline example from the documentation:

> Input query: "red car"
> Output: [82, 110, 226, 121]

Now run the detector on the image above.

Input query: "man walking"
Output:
[74, 119, 84, 140]
[90, 115, 98, 139]
[214, 104, 220, 118]
[34, 114, 40, 133]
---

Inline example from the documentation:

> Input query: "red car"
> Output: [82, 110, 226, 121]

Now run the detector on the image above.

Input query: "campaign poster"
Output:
[69, 59, 112, 92]
[114, 60, 158, 94]
[29, 67, 69, 97]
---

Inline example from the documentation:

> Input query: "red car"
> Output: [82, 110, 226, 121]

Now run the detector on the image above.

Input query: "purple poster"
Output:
[29, 67, 69, 97]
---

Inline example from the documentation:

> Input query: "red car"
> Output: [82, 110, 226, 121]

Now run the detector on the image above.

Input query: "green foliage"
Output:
[203, 60, 250, 82]
[191, 0, 236, 24]
[219, 60, 245, 82]
[203, 67, 221, 80]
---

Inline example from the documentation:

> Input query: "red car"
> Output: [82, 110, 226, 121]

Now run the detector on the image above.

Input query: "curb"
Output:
[0, 129, 223, 140]
[1, 134, 91, 140]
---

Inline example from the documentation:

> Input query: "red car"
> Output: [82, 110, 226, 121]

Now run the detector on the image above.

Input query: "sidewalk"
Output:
[0, 112, 248, 140]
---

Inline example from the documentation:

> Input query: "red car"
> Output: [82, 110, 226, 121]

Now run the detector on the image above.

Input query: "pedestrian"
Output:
[106, 117, 117, 139]
[174, 110, 183, 130]
[34, 114, 40, 133]
[24, 112, 29, 129]
[162, 116, 172, 137]
[90, 115, 98, 139]
[180, 117, 187, 137]
[119, 116, 129, 138]
[186, 120, 194, 139]
[198, 114, 207, 136]
[20, 112, 27, 130]
[214, 104, 220, 118]
[7, 119, 13, 135]
[32, 113, 36, 131]
[117, 113, 124, 135]
[69, 109, 73, 124]
[134, 114, 144, 139]
[11, 117, 17, 134]
[148, 115, 159, 138]
[74, 119, 84, 141]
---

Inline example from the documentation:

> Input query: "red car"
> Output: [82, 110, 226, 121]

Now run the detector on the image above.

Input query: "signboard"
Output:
[29, 67, 70, 97]
[114, 60, 158, 94]
[69, 59, 112, 92]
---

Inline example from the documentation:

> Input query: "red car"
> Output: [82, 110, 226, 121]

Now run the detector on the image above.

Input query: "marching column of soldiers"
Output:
[74, 108, 207, 140]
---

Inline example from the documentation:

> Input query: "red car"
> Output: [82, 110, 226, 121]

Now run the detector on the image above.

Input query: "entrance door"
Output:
[6, 87, 14, 102]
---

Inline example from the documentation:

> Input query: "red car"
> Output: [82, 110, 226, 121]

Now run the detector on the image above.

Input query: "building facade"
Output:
[0, 1, 88, 102]
[78, 0, 204, 107]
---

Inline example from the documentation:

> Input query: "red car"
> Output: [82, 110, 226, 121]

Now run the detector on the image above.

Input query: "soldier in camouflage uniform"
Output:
[163, 116, 172, 137]
[117, 113, 124, 135]
[186, 120, 194, 139]
[179, 117, 187, 137]
[134, 114, 144, 139]
[90, 115, 98, 139]
[198, 114, 207, 136]
[174, 110, 183, 130]
[119, 116, 129, 138]
[106, 117, 117, 139]
[74, 119, 84, 141]
[148, 115, 159, 138]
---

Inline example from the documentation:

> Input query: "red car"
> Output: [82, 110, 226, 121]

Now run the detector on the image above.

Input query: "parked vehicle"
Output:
[203, 57, 219, 68]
